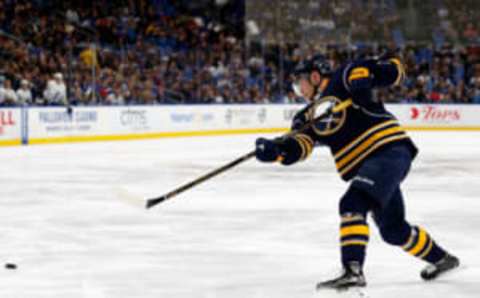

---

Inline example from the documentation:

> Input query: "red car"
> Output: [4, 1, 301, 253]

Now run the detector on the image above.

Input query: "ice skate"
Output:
[421, 254, 460, 280]
[316, 262, 367, 291]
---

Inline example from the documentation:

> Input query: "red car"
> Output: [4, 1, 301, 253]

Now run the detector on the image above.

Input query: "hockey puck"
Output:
[5, 263, 17, 270]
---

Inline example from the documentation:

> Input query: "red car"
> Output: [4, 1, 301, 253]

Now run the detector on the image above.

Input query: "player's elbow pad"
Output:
[373, 58, 406, 87]
[279, 134, 314, 166]
[347, 67, 373, 92]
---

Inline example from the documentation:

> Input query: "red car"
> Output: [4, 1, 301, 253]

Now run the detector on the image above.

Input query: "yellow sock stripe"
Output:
[341, 214, 365, 224]
[401, 229, 416, 250]
[418, 238, 434, 259]
[339, 134, 409, 176]
[336, 126, 405, 169]
[348, 67, 370, 81]
[406, 228, 428, 256]
[340, 225, 369, 237]
[334, 120, 398, 159]
[341, 240, 368, 247]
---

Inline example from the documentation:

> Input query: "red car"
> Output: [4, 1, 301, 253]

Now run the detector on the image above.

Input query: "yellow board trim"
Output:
[4, 125, 480, 147]
[336, 126, 405, 169]
[340, 225, 369, 237]
[407, 228, 428, 256]
[28, 128, 288, 145]
[0, 139, 22, 147]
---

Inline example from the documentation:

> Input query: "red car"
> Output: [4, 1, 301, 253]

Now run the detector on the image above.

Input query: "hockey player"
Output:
[254, 54, 459, 290]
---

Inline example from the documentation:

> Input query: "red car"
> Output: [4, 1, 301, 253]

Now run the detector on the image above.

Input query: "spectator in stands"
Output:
[16, 79, 32, 105]
[1, 79, 18, 106]
[468, 77, 480, 103]
[43, 73, 67, 106]
[463, 23, 479, 43]
[1, 0, 480, 105]
[0, 76, 5, 106]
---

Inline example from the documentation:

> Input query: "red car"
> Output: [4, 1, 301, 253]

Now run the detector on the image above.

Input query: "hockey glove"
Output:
[255, 136, 313, 165]
[255, 138, 283, 162]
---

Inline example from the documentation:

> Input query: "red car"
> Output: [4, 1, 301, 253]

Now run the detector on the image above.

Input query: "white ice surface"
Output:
[1, 131, 479, 298]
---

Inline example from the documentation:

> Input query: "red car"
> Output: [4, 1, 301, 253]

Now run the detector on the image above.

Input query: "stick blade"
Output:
[146, 196, 166, 209]
[115, 187, 147, 209]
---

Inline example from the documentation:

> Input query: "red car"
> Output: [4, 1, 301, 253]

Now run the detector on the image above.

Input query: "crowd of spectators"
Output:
[1, 0, 480, 107]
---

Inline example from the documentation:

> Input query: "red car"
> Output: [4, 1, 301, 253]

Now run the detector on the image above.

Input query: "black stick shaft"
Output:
[146, 150, 256, 208]
[146, 99, 352, 209]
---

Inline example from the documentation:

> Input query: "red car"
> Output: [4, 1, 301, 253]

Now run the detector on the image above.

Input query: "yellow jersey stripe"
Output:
[348, 67, 370, 81]
[407, 228, 428, 256]
[339, 134, 409, 176]
[341, 240, 368, 247]
[297, 133, 314, 147]
[349, 73, 370, 81]
[334, 120, 398, 159]
[296, 135, 312, 150]
[340, 225, 369, 237]
[296, 135, 314, 159]
[294, 136, 307, 160]
[390, 58, 405, 86]
[336, 126, 405, 169]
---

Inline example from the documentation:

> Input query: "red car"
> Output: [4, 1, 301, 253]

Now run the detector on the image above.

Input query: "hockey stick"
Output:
[145, 98, 353, 209]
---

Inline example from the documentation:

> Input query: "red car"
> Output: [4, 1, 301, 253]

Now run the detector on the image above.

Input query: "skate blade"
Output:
[316, 284, 369, 297]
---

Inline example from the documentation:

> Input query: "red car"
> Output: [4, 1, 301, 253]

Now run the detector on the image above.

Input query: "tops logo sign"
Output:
[410, 106, 461, 123]
[0, 110, 16, 135]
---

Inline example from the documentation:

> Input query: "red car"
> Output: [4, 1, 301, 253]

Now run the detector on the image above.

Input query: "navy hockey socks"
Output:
[401, 226, 446, 264]
[340, 213, 369, 267]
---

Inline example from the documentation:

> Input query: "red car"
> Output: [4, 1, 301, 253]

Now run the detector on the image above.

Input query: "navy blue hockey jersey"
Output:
[291, 58, 418, 181]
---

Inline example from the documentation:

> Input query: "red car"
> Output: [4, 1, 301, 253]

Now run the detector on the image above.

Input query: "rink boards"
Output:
[1, 104, 480, 146]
